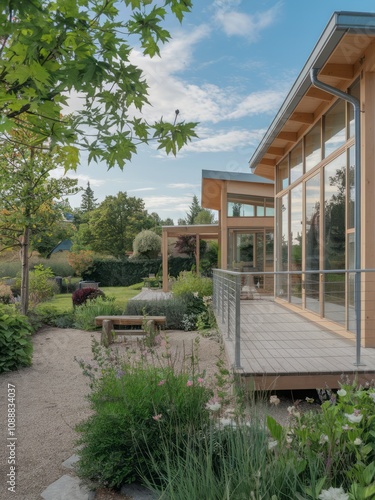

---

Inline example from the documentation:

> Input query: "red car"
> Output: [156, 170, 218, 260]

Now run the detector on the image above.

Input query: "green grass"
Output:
[37, 286, 140, 314]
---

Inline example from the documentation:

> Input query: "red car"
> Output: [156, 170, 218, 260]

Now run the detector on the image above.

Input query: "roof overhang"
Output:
[249, 11, 375, 178]
[161, 224, 219, 239]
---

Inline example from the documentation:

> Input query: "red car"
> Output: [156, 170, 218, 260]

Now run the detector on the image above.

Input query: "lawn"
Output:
[38, 286, 141, 314]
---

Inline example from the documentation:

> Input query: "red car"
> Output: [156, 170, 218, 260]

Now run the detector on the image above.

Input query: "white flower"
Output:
[345, 412, 363, 423]
[354, 437, 362, 446]
[268, 439, 278, 450]
[287, 406, 301, 418]
[319, 434, 329, 444]
[337, 389, 347, 397]
[206, 402, 221, 412]
[318, 487, 349, 500]
[367, 391, 375, 402]
[193, 292, 199, 298]
[217, 418, 236, 428]
[286, 435, 293, 444]
[270, 395, 280, 406]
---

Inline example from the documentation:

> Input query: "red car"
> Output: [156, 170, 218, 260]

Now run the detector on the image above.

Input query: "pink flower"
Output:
[158, 380, 166, 386]
[197, 377, 204, 384]
[186, 380, 193, 387]
[153, 414, 162, 421]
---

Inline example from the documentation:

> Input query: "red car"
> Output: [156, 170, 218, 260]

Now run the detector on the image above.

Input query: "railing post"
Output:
[234, 273, 242, 370]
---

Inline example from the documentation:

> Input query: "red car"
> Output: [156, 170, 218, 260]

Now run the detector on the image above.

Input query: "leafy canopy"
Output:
[0, 0, 197, 170]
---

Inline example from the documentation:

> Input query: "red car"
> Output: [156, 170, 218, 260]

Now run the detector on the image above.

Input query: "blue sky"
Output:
[63, 1, 375, 223]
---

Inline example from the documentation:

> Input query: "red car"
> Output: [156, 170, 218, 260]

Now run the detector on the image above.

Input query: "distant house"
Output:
[201, 169, 274, 273]
[47, 239, 73, 257]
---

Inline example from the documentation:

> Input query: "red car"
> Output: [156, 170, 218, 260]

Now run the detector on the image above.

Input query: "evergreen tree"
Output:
[81, 182, 98, 213]
[186, 195, 202, 225]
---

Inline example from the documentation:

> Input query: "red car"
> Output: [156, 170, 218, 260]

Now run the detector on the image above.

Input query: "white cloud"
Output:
[227, 89, 287, 120]
[142, 195, 192, 213]
[184, 128, 266, 153]
[128, 187, 156, 192]
[167, 183, 200, 189]
[214, 4, 280, 41]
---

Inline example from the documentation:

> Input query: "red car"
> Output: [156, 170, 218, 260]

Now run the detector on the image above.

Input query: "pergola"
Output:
[161, 224, 219, 292]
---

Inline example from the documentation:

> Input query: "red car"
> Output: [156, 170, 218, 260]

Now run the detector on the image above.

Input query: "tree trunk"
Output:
[20, 227, 30, 315]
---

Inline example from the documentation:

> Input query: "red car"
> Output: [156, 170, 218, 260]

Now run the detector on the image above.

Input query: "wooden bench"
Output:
[95, 315, 167, 346]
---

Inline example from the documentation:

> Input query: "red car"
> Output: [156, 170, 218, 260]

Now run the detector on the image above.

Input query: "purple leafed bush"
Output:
[72, 288, 105, 307]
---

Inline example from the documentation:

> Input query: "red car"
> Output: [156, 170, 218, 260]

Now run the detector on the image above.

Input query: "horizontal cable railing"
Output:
[213, 269, 375, 371]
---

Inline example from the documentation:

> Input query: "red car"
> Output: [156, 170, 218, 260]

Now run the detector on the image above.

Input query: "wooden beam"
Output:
[290, 112, 314, 124]
[266, 146, 285, 156]
[277, 131, 298, 142]
[306, 87, 334, 101]
[258, 158, 276, 166]
[320, 63, 354, 79]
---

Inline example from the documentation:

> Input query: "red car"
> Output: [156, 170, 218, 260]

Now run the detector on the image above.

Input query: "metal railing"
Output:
[213, 268, 375, 370]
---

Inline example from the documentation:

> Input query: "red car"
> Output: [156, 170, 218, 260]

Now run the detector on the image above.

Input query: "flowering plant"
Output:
[267, 380, 375, 497]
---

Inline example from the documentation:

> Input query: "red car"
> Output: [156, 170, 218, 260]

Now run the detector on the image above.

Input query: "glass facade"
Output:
[228, 229, 273, 272]
[275, 81, 358, 330]
[227, 194, 274, 217]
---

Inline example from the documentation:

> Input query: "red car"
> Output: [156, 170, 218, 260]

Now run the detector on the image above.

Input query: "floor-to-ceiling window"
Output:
[323, 153, 346, 324]
[305, 173, 320, 314]
[275, 79, 358, 330]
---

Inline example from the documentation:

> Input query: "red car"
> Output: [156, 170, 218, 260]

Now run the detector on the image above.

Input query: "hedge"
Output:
[82, 257, 195, 287]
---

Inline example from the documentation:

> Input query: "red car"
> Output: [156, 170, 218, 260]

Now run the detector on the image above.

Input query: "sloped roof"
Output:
[248, 11, 375, 178]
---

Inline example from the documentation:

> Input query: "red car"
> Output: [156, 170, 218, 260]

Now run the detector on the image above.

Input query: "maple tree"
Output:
[0, 0, 197, 170]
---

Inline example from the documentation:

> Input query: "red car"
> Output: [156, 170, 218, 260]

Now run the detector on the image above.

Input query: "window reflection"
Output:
[324, 100, 346, 157]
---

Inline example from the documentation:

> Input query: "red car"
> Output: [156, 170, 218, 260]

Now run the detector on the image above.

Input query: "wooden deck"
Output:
[220, 298, 375, 391]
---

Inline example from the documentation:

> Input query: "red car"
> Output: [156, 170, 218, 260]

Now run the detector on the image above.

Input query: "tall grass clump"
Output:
[125, 297, 189, 329]
[142, 422, 304, 499]
[74, 297, 122, 330]
[75, 338, 212, 489]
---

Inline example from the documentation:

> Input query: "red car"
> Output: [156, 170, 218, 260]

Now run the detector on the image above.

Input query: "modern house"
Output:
[201, 170, 274, 274]
[246, 11, 375, 349]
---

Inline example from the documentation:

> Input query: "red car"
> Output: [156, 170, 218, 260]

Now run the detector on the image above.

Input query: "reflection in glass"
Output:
[278, 157, 288, 192]
[290, 141, 303, 184]
[347, 233, 356, 332]
[276, 195, 289, 299]
[227, 194, 274, 217]
[324, 100, 346, 157]
[291, 185, 303, 305]
[305, 121, 321, 172]
[305, 173, 320, 313]
[324, 153, 346, 325]
[348, 147, 355, 229]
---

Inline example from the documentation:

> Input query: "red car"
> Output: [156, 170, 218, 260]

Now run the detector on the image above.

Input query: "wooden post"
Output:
[101, 319, 113, 346]
[162, 228, 169, 292]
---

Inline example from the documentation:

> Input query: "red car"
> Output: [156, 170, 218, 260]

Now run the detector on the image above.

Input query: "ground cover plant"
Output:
[0, 305, 33, 373]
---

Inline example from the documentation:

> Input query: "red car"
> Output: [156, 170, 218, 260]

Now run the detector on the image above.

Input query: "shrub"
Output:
[72, 287, 105, 307]
[26, 264, 57, 307]
[67, 250, 95, 276]
[125, 296, 191, 330]
[82, 257, 194, 286]
[73, 296, 121, 330]
[0, 307, 33, 373]
[132, 230, 161, 259]
[0, 283, 14, 304]
[75, 339, 212, 489]
[172, 271, 213, 298]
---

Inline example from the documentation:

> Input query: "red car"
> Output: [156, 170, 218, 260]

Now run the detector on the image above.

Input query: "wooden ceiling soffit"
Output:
[305, 87, 333, 101]
[320, 63, 354, 80]
[259, 158, 276, 167]
[289, 112, 314, 124]
[266, 146, 284, 156]
[277, 131, 298, 142]
[254, 165, 274, 180]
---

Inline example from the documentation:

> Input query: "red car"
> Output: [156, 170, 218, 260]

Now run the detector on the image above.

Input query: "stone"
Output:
[40, 474, 94, 500]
